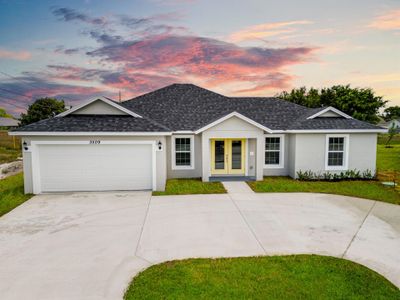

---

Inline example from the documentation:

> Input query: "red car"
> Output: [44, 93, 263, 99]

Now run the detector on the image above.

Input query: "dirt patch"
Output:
[0, 159, 23, 179]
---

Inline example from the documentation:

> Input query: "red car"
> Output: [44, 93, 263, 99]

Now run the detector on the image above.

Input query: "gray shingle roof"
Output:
[13, 83, 384, 133]
[122, 84, 383, 131]
[287, 117, 381, 130]
[12, 115, 170, 132]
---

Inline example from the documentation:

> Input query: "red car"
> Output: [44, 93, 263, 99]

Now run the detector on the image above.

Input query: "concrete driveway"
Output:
[0, 184, 399, 299]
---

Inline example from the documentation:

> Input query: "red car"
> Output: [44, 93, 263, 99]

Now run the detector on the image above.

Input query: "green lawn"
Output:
[248, 177, 400, 205]
[377, 144, 400, 172]
[124, 255, 400, 300]
[0, 130, 21, 164]
[0, 173, 33, 217]
[153, 178, 226, 196]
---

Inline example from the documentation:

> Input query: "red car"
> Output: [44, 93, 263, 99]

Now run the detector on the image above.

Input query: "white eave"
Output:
[57, 97, 142, 118]
[8, 131, 172, 136]
[285, 129, 387, 133]
[307, 106, 352, 119]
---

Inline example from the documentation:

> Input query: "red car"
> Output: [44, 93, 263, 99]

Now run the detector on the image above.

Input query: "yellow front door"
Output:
[211, 139, 245, 175]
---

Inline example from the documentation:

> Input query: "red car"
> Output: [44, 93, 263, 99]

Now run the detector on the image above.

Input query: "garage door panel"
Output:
[38, 144, 153, 192]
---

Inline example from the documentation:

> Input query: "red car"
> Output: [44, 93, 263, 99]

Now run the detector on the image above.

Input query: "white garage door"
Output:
[37, 143, 153, 192]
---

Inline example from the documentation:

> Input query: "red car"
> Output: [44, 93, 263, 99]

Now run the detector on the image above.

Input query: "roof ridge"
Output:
[123, 83, 227, 104]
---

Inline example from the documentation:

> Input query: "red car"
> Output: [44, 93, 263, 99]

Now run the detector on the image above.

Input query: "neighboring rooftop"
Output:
[0, 117, 19, 127]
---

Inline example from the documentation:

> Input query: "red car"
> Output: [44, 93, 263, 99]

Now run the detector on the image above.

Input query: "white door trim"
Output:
[31, 140, 157, 193]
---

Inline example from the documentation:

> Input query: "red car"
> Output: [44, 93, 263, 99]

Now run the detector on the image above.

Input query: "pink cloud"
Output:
[368, 9, 400, 30]
[87, 34, 317, 92]
[0, 49, 31, 61]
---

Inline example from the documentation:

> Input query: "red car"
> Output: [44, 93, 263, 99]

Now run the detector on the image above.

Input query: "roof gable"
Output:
[58, 97, 142, 118]
[194, 111, 273, 134]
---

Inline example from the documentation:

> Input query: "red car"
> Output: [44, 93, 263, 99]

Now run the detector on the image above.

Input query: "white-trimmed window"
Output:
[264, 134, 284, 168]
[325, 134, 349, 170]
[172, 135, 194, 170]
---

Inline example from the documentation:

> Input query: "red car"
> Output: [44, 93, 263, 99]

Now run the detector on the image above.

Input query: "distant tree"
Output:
[385, 123, 397, 148]
[383, 106, 400, 121]
[277, 85, 387, 124]
[19, 98, 66, 126]
[0, 107, 12, 118]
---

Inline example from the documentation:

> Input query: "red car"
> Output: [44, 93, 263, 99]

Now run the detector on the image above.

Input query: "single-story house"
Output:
[0, 117, 19, 129]
[10, 84, 386, 194]
[379, 119, 400, 133]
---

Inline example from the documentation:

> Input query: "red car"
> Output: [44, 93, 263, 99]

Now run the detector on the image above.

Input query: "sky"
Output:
[0, 0, 399, 116]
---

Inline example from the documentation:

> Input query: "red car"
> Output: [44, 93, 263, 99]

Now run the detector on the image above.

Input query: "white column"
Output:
[256, 135, 264, 181]
[201, 133, 210, 182]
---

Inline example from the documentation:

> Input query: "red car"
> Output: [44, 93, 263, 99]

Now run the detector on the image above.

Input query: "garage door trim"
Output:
[30, 140, 157, 193]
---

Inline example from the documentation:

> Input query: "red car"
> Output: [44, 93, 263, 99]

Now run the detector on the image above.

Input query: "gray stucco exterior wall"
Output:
[166, 134, 202, 179]
[263, 134, 289, 176]
[293, 133, 377, 177]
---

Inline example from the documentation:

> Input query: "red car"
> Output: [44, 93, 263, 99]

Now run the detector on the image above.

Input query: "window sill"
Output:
[264, 165, 284, 169]
[325, 166, 348, 171]
[172, 166, 195, 170]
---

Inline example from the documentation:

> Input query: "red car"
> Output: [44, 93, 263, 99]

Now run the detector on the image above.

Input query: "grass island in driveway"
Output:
[124, 255, 400, 300]
[152, 178, 226, 196]
[248, 177, 400, 205]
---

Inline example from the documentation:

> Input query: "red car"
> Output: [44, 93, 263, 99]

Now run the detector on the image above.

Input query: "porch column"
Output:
[256, 135, 264, 180]
[201, 134, 210, 182]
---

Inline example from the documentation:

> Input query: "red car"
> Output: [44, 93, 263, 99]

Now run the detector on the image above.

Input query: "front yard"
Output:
[124, 255, 400, 299]
[0, 173, 32, 217]
[248, 177, 400, 205]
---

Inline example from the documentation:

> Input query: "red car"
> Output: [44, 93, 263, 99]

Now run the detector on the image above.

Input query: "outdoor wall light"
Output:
[158, 141, 162, 150]
[23, 141, 28, 151]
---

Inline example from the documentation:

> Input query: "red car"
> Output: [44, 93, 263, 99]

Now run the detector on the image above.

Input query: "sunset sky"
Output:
[0, 0, 399, 116]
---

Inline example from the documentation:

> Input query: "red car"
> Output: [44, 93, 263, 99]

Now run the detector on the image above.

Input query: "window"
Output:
[172, 136, 194, 169]
[325, 135, 348, 170]
[264, 135, 284, 168]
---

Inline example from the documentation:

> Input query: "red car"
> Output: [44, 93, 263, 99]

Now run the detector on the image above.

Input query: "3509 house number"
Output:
[89, 140, 101, 144]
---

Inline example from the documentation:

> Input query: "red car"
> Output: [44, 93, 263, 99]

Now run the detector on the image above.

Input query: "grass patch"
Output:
[153, 178, 226, 196]
[377, 144, 400, 172]
[124, 255, 400, 300]
[0, 131, 21, 164]
[248, 177, 400, 205]
[0, 173, 33, 217]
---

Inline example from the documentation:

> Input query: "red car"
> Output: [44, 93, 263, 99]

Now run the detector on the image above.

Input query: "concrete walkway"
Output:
[0, 189, 399, 300]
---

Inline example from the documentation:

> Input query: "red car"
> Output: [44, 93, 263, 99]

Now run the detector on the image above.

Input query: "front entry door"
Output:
[211, 139, 245, 175]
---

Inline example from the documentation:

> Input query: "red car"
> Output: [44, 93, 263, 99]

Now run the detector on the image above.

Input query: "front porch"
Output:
[202, 134, 265, 183]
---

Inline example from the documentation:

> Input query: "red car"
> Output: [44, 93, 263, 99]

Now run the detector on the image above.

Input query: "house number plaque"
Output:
[89, 140, 101, 144]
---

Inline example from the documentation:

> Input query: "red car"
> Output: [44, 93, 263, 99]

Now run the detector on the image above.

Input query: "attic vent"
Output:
[307, 107, 352, 120]
[316, 111, 345, 118]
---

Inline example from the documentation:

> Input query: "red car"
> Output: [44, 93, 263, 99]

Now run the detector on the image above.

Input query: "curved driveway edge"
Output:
[0, 188, 399, 300]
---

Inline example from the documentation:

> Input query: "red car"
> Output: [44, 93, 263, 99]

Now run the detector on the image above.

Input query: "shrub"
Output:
[297, 170, 316, 180]
[297, 169, 375, 181]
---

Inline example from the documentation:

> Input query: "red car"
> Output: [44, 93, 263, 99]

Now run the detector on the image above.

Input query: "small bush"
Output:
[297, 170, 316, 181]
[296, 169, 375, 182]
